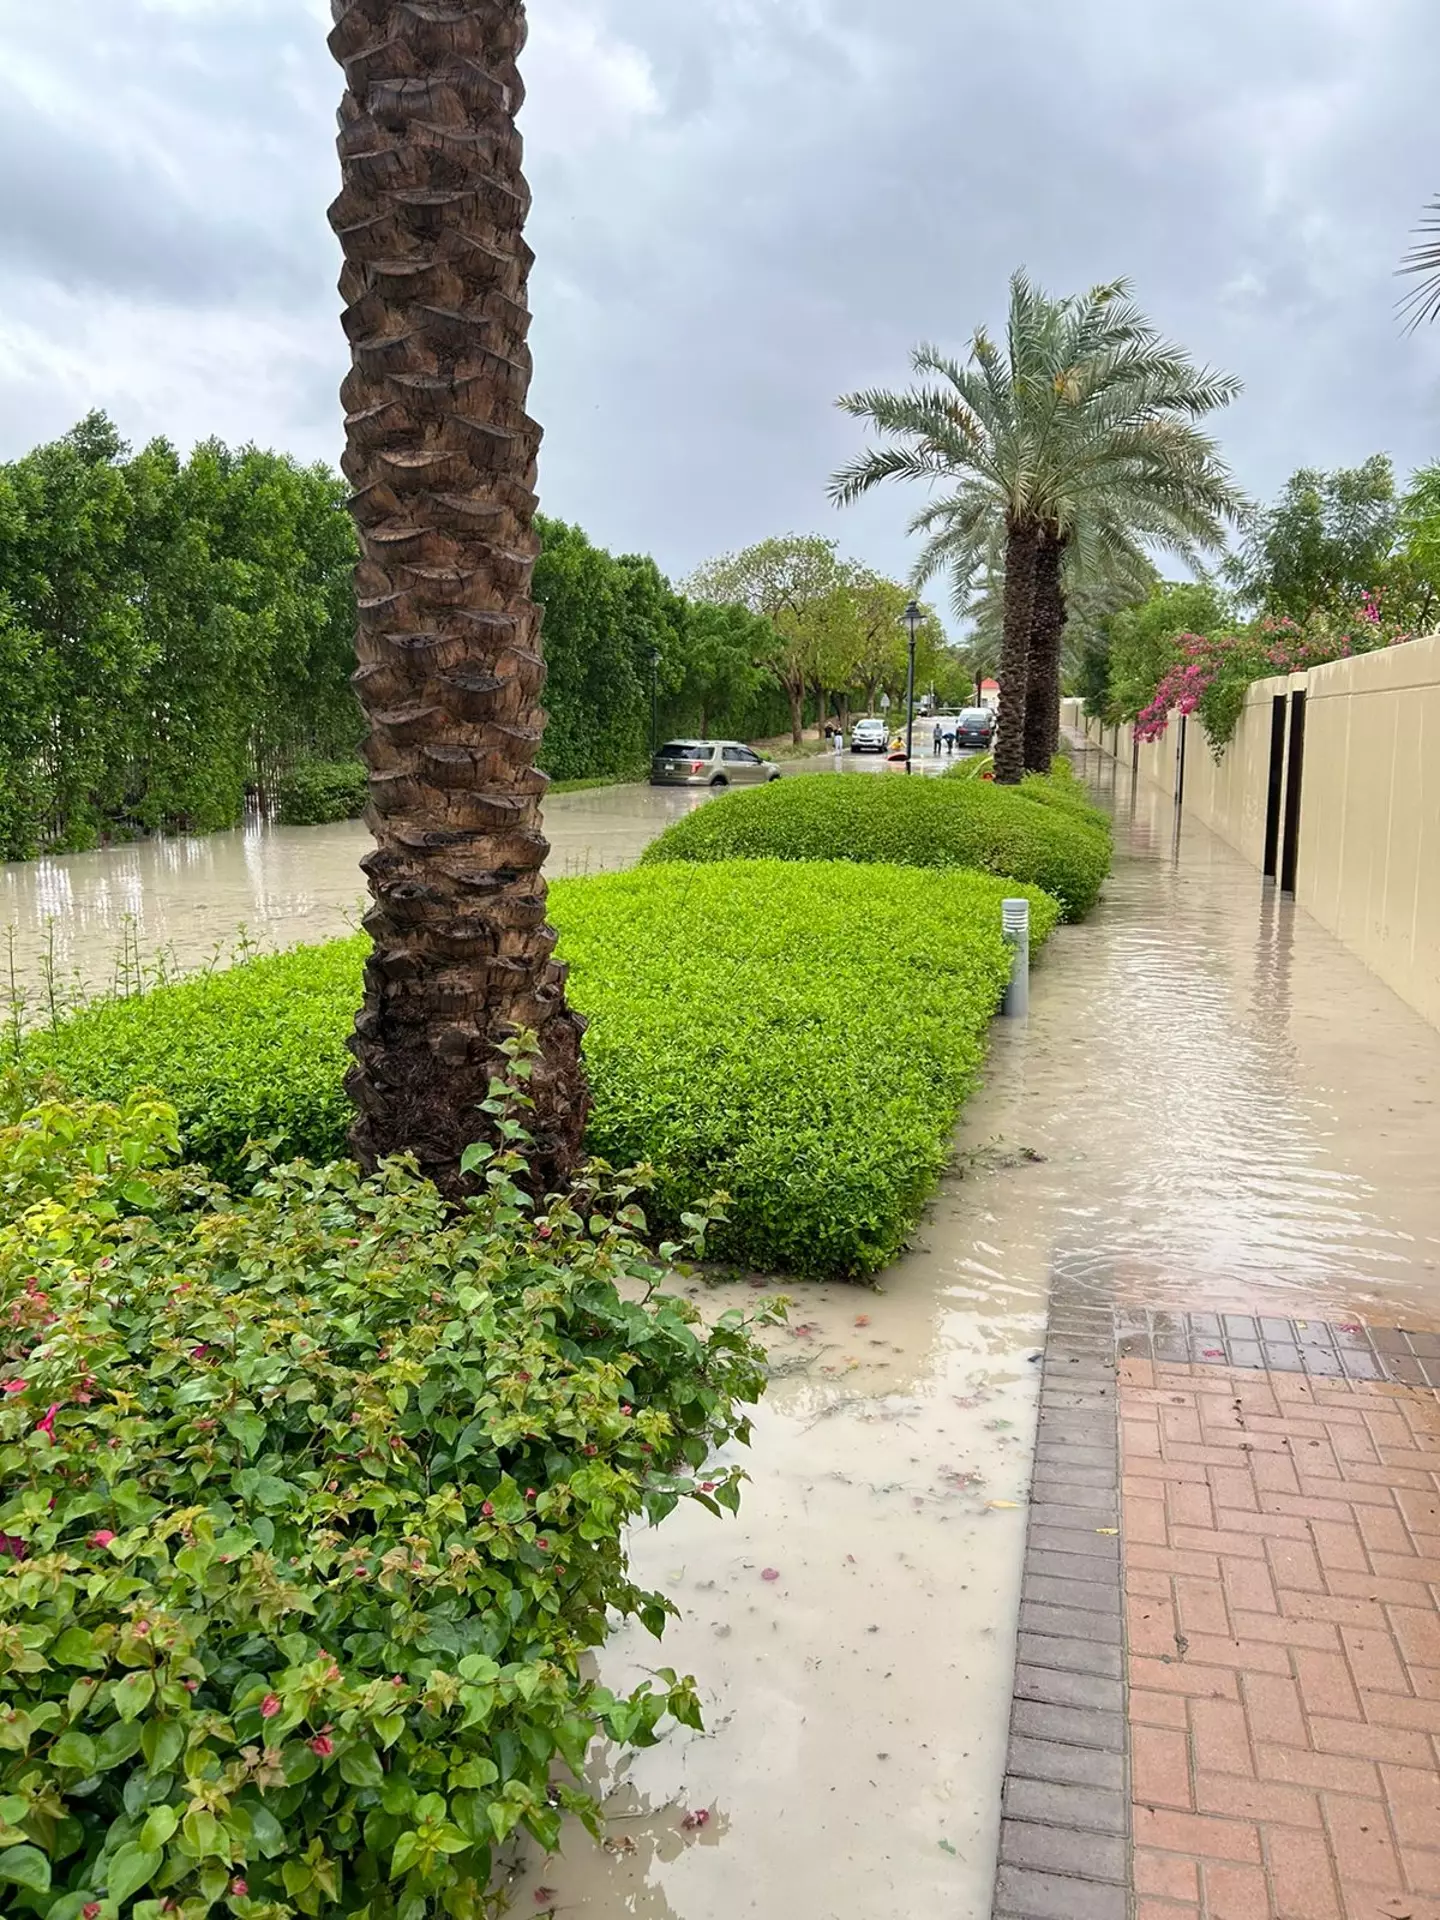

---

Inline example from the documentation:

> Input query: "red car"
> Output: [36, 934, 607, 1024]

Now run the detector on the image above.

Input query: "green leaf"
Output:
[114, 1670, 155, 1722]
[224, 1410, 266, 1458]
[94, 1721, 144, 1770]
[248, 1804, 286, 1858]
[50, 1731, 97, 1773]
[141, 1718, 185, 1774]
[50, 1628, 103, 1668]
[338, 1743, 384, 1790]
[182, 1807, 223, 1858]
[389, 1832, 420, 1879]
[106, 1842, 163, 1904]
[139, 1806, 179, 1851]
[0, 1846, 50, 1893]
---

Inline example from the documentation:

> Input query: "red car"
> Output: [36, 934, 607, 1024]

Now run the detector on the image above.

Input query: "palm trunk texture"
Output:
[1023, 531, 1065, 775]
[328, 0, 588, 1198]
[993, 520, 1040, 784]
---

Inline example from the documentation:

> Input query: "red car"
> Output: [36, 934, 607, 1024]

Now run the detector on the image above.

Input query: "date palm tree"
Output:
[327, 0, 587, 1196]
[830, 273, 1243, 780]
[915, 496, 1183, 769]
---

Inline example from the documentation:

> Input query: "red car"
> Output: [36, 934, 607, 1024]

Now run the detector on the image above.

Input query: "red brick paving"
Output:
[1120, 1357, 1440, 1920]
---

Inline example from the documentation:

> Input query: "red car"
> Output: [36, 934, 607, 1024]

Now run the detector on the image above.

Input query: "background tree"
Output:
[1228, 456, 1399, 622]
[844, 571, 915, 718]
[1100, 578, 1232, 721]
[328, 0, 587, 1195]
[832, 272, 1242, 781]
[687, 535, 844, 742]
[664, 601, 775, 739]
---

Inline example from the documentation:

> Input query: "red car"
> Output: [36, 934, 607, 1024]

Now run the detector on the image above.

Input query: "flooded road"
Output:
[7, 740, 1440, 1916]
[0, 783, 699, 1004]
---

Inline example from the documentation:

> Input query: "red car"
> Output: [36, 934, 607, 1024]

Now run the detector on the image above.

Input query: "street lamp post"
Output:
[903, 601, 922, 775]
[650, 647, 661, 755]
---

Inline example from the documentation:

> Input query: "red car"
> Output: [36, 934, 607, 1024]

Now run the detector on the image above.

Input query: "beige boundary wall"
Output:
[1062, 633, 1440, 1030]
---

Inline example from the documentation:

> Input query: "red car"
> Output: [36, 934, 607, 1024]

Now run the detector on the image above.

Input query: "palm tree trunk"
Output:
[1023, 531, 1066, 774]
[993, 519, 1040, 784]
[329, 0, 587, 1198]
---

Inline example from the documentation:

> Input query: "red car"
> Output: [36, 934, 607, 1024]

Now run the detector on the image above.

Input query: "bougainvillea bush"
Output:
[0, 1084, 771, 1919]
[1134, 602, 1416, 757]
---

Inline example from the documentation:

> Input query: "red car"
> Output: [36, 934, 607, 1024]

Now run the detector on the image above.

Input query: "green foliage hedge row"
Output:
[641, 772, 1112, 921]
[274, 760, 370, 827]
[24, 861, 1059, 1278]
[940, 758, 1112, 840]
[0, 1090, 769, 1917]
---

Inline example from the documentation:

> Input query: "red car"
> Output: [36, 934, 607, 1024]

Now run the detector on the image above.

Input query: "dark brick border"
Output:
[994, 1286, 1128, 1920]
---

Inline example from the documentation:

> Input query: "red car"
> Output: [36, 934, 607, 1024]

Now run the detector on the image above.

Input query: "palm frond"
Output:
[1398, 197, 1440, 332]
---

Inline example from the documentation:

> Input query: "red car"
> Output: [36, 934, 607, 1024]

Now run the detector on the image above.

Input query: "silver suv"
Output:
[649, 740, 782, 788]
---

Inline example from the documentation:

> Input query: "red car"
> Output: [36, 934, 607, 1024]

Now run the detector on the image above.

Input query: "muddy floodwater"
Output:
[6, 746, 1440, 1915]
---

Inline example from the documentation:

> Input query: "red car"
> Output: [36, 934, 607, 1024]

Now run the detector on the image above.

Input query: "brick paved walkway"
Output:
[1122, 1356, 1440, 1920]
[995, 1312, 1440, 1920]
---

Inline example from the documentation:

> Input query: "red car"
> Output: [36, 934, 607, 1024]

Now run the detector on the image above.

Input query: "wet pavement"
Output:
[6, 736, 1440, 1916]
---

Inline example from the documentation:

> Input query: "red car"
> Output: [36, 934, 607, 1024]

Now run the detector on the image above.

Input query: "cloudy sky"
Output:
[5, 0, 1440, 587]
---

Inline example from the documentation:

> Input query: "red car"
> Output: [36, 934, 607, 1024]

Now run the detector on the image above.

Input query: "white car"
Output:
[850, 718, 891, 753]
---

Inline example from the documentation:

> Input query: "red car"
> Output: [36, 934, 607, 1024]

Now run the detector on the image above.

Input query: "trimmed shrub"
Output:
[641, 772, 1112, 920]
[0, 1089, 770, 1918]
[25, 861, 1060, 1278]
[274, 758, 369, 827]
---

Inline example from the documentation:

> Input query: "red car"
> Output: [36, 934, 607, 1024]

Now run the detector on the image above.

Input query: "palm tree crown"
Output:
[830, 272, 1244, 778]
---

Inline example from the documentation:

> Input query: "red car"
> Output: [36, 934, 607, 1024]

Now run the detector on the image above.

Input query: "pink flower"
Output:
[0, 1534, 26, 1560]
[1, 1379, 25, 1395]
[190, 1345, 208, 1361]
[260, 1693, 281, 1719]
[230, 1881, 248, 1899]
[308, 1733, 334, 1757]
[88, 1529, 116, 1548]
[36, 1403, 59, 1441]
[537, 1537, 549, 1551]
[481, 1500, 494, 1518]
[83, 1907, 102, 1920]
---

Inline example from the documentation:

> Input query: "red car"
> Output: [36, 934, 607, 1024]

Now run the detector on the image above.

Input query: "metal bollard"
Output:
[1001, 897, 1030, 1017]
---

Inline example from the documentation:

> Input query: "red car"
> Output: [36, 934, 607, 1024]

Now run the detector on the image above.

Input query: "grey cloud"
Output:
[4, 0, 1440, 598]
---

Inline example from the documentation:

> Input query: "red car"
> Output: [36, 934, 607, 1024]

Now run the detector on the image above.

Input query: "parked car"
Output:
[850, 717, 891, 753]
[649, 740, 782, 788]
[955, 707, 996, 749]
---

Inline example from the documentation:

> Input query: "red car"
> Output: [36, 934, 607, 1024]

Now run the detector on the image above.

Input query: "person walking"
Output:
[932, 722, 943, 757]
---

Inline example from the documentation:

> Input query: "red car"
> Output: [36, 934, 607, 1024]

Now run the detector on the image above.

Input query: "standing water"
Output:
[6, 750, 1440, 1915]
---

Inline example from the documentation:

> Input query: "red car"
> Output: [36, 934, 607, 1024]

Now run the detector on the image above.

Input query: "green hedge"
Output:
[640, 771, 1112, 920]
[0, 1091, 768, 1916]
[25, 861, 1059, 1278]
[274, 757, 369, 826]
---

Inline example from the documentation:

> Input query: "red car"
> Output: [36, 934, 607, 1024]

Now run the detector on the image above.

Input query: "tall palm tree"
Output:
[933, 512, 1157, 757]
[916, 491, 1189, 768]
[328, 0, 587, 1197]
[831, 273, 1243, 781]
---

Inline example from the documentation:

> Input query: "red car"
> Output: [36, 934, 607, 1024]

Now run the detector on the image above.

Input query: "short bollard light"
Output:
[1001, 897, 1030, 1018]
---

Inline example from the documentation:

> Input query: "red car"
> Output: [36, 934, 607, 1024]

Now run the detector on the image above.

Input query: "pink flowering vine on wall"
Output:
[1132, 607, 1413, 757]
